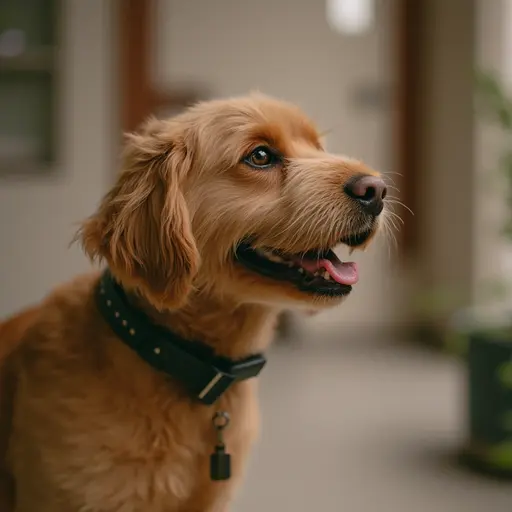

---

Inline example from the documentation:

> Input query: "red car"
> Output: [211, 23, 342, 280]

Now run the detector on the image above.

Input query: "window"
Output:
[0, 0, 59, 175]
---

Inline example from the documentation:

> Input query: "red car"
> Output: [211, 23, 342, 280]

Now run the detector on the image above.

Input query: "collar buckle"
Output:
[197, 355, 267, 405]
[198, 370, 235, 405]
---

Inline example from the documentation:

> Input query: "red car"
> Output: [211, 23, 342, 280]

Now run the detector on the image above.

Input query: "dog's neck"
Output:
[132, 289, 280, 360]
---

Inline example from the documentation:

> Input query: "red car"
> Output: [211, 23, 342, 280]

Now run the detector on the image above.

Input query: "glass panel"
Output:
[0, 0, 58, 174]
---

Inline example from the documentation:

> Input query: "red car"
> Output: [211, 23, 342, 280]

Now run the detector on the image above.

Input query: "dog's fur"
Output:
[0, 94, 384, 512]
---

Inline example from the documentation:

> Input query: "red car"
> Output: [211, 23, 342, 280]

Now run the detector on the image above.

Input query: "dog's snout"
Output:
[344, 175, 387, 217]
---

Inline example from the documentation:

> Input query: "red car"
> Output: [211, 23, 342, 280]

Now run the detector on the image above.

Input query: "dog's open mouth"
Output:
[235, 228, 373, 296]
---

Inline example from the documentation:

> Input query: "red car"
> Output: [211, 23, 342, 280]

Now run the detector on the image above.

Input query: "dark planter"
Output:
[462, 329, 512, 479]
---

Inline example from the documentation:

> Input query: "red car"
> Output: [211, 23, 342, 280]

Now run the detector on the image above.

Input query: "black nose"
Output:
[344, 175, 387, 216]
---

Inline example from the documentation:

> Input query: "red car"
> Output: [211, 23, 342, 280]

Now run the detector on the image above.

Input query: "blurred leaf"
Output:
[480, 278, 512, 301]
[443, 329, 469, 358]
[475, 69, 501, 98]
[487, 441, 512, 469]
[476, 70, 512, 244]
[498, 362, 512, 389]
[499, 105, 512, 129]
[413, 286, 465, 316]
[500, 151, 512, 177]
[475, 69, 512, 130]
[501, 221, 512, 240]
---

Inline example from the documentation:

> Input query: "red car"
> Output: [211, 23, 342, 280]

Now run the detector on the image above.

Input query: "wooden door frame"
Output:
[119, 0, 152, 133]
[118, 0, 204, 133]
[395, 0, 423, 256]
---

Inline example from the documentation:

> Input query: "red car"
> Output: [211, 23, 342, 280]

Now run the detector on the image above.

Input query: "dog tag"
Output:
[210, 444, 231, 481]
[210, 411, 231, 481]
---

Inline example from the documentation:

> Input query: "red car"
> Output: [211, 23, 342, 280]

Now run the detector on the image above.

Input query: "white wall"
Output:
[154, 0, 403, 334]
[0, 0, 116, 317]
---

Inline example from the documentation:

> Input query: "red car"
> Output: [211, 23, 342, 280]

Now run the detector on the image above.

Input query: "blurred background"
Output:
[0, 0, 511, 510]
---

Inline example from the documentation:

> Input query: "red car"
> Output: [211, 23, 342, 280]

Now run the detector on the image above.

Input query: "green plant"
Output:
[475, 69, 512, 239]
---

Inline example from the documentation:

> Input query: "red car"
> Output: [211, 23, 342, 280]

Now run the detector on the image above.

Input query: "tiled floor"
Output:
[233, 337, 511, 512]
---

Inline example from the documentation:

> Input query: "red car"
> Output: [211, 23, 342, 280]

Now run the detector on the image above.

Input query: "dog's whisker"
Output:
[386, 184, 401, 194]
[385, 210, 405, 225]
[384, 211, 402, 234]
[385, 199, 414, 217]
[379, 217, 399, 260]
[385, 196, 411, 207]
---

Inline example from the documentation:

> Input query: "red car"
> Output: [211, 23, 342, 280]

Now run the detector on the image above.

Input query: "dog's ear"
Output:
[78, 118, 199, 309]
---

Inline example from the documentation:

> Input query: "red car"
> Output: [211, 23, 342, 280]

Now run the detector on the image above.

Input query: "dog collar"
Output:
[95, 270, 266, 406]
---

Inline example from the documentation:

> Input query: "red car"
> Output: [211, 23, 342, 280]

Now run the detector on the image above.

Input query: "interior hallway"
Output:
[234, 337, 511, 512]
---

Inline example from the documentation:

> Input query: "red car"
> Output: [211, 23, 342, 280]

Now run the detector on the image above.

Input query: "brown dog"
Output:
[0, 94, 387, 512]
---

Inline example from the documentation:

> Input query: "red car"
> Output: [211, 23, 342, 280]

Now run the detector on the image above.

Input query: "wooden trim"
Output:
[395, 0, 422, 255]
[119, 0, 153, 133]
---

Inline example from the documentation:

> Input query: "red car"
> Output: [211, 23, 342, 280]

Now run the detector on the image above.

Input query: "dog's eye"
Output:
[244, 146, 278, 169]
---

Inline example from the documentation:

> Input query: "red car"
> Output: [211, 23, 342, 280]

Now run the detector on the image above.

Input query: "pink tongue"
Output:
[294, 254, 359, 285]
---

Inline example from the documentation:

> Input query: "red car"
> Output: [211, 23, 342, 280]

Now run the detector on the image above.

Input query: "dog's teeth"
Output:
[256, 248, 287, 263]
[323, 271, 331, 280]
[298, 268, 305, 274]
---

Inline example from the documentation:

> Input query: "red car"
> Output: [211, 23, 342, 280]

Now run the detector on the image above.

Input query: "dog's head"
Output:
[79, 94, 388, 311]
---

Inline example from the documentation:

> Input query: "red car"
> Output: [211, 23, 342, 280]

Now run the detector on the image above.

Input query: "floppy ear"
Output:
[78, 118, 199, 309]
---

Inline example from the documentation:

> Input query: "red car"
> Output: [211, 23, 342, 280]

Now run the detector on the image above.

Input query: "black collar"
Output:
[95, 270, 266, 406]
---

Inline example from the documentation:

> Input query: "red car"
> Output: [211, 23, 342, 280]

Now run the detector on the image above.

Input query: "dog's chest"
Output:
[11, 374, 259, 512]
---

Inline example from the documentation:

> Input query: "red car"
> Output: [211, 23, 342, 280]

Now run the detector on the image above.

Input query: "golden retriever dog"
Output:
[0, 94, 388, 512]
